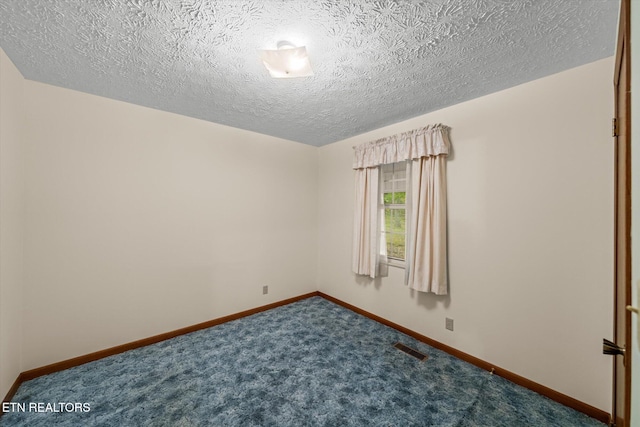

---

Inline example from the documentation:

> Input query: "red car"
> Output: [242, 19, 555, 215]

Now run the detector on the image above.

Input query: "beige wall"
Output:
[317, 57, 614, 411]
[0, 48, 25, 398]
[21, 80, 318, 370]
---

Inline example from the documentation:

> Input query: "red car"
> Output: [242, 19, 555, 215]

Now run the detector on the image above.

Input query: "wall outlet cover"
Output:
[446, 318, 454, 331]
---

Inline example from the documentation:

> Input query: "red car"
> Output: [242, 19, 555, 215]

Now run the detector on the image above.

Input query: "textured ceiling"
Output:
[0, 0, 619, 146]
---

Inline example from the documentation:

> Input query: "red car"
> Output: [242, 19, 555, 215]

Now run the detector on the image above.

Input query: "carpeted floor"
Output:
[1, 297, 605, 426]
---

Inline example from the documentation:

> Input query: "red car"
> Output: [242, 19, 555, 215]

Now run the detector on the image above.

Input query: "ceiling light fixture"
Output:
[260, 41, 313, 78]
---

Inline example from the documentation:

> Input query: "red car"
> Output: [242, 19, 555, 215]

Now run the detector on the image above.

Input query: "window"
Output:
[381, 162, 406, 265]
[352, 124, 449, 291]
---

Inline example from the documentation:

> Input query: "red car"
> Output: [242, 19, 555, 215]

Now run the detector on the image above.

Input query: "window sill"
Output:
[383, 261, 405, 269]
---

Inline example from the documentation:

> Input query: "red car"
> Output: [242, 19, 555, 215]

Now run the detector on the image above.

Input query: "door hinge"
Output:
[612, 118, 619, 137]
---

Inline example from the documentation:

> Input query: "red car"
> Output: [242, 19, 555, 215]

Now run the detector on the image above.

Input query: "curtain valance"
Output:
[353, 124, 450, 170]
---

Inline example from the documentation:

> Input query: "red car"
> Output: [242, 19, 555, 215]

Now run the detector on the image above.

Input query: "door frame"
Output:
[612, 0, 632, 425]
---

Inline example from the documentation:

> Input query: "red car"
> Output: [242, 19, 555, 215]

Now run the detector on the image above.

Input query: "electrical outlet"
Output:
[445, 318, 454, 331]
[262, 285, 268, 295]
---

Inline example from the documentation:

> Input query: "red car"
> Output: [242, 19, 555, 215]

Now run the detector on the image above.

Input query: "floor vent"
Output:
[394, 343, 428, 361]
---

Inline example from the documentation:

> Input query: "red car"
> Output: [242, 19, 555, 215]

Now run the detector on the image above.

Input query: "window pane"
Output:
[381, 162, 407, 262]
[392, 209, 402, 231]
[384, 208, 397, 232]
[385, 208, 405, 261]
[385, 208, 392, 232]
[391, 208, 405, 233]
[386, 232, 405, 260]
[398, 234, 406, 259]
[386, 240, 396, 258]
[385, 209, 404, 234]
[393, 191, 406, 204]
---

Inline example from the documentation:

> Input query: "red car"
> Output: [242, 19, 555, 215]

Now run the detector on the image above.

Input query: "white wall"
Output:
[21, 80, 318, 370]
[317, 58, 614, 411]
[0, 48, 25, 398]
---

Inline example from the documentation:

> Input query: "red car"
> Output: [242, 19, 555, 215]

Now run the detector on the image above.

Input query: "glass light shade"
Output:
[260, 46, 313, 78]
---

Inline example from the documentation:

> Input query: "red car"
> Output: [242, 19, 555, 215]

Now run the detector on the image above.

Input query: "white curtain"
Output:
[352, 124, 450, 293]
[353, 125, 450, 169]
[351, 167, 379, 278]
[405, 155, 448, 294]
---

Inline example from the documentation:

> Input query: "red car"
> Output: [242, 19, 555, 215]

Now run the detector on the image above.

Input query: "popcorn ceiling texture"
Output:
[0, 0, 618, 146]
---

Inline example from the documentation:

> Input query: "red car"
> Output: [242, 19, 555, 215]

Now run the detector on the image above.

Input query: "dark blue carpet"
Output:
[1, 297, 604, 426]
